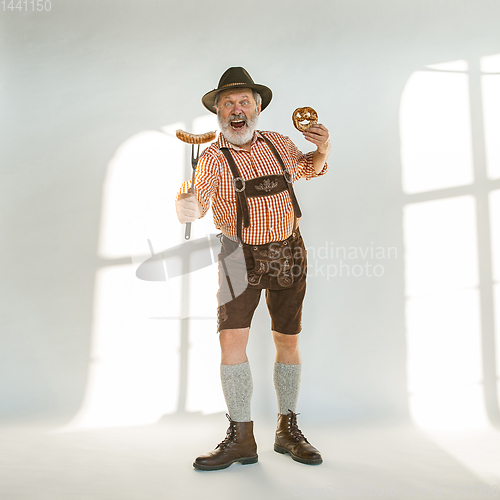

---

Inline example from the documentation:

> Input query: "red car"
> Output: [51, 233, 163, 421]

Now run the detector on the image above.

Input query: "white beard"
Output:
[218, 107, 260, 146]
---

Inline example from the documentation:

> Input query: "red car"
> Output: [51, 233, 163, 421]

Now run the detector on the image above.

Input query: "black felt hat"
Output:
[202, 67, 273, 114]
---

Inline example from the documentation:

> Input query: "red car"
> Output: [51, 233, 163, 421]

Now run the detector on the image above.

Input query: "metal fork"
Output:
[185, 143, 200, 240]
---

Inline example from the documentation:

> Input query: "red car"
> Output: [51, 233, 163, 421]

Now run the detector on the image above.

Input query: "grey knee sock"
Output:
[220, 362, 253, 422]
[273, 362, 301, 414]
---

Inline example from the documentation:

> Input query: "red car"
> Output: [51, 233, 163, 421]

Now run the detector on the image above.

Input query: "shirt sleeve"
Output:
[176, 149, 220, 218]
[287, 137, 328, 181]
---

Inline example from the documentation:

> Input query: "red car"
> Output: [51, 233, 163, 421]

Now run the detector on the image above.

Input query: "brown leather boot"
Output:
[193, 414, 258, 471]
[274, 410, 323, 465]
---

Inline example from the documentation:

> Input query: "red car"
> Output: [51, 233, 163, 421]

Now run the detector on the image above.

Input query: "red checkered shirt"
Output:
[178, 130, 328, 245]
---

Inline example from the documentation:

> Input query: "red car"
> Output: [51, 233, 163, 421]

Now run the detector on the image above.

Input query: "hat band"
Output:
[220, 82, 251, 88]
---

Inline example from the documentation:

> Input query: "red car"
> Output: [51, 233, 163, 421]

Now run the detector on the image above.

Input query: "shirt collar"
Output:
[217, 130, 265, 151]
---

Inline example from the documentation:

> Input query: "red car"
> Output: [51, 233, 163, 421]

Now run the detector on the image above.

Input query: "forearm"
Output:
[312, 149, 329, 174]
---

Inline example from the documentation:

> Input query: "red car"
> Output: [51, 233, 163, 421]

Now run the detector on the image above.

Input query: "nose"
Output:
[233, 103, 244, 116]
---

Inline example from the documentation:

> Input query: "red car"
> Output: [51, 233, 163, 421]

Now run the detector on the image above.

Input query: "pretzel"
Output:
[175, 129, 217, 144]
[292, 107, 318, 132]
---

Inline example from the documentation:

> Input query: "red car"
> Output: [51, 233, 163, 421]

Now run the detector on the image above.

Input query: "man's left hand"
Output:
[303, 124, 331, 155]
[304, 124, 330, 174]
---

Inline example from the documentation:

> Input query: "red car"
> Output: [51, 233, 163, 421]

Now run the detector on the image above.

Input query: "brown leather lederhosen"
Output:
[219, 133, 305, 290]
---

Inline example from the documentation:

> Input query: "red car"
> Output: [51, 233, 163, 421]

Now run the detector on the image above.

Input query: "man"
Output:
[175, 67, 330, 471]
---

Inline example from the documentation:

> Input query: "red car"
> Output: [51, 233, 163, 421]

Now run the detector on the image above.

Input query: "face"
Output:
[215, 88, 261, 146]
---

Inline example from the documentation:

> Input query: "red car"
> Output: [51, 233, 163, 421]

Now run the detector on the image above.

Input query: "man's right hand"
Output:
[175, 193, 202, 224]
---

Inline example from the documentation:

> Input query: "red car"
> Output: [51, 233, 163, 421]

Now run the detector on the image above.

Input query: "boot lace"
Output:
[216, 413, 236, 450]
[287, 409, 309, 443]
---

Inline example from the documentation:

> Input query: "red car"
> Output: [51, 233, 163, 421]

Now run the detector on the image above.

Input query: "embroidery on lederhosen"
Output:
[218, 304, 228, 326]
[255, 178, 279, 192]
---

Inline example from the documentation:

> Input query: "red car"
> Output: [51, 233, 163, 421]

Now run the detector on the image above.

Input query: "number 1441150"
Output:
[2, 0, 51, 11]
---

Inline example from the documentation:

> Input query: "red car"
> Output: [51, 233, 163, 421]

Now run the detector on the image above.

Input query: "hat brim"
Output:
[202, 84, 272, 114]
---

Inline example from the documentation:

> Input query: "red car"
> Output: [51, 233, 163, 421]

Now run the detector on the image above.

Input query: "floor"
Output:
[1, 414, 499, 500]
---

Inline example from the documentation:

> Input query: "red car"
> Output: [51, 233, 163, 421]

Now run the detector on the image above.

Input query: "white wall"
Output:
[1, 0, 500, 428]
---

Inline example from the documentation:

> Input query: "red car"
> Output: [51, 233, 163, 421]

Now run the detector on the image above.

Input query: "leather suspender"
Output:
[260, 135, 302, 219]
[220, 134, 302, 242]
[219, 148, 249, 243]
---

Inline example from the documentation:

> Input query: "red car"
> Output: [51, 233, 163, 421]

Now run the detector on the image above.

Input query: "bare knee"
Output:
[273, 330, 300, 363]
[219, 328, 249, 365]
[273, 330, 299, 350]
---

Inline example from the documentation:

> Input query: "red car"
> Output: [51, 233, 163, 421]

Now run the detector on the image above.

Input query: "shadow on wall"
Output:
[401, 55, 500, 430]
[62, 53, 500, 431]
[2, 0, 500, 431]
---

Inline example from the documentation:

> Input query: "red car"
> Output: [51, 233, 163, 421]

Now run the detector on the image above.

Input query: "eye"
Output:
[242, 101, 248, 106]
[224, 102, 232, 107]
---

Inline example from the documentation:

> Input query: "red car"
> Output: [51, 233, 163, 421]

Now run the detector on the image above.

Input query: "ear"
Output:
[257, 103, 262, 114]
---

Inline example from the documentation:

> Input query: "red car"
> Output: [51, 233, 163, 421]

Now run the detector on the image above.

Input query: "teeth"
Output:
[230, 120, 246, 129]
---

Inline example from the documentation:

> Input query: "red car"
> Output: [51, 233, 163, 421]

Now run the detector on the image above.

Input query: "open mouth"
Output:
[230, 120, 246, 130]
